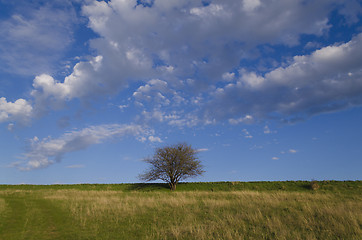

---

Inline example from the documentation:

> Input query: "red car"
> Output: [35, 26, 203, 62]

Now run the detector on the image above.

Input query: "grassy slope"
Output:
[0, 181, 361, 240]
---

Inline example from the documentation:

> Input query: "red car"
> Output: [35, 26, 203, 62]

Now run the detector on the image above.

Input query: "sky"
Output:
[0, 0, 361, 184]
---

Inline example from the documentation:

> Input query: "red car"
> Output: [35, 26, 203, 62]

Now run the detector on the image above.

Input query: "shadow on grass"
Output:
[302, 183, 313, 190]
[127, 183, 170, 191]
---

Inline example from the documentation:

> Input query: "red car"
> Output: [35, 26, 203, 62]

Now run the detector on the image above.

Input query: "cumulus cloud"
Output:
[30, 55, 107, 110]
[0, 97, 33, 124]
[133, 79, 172, 106]
[3, 0, 362, 127]
[16, 124, 154, 170]
[29, 0, 343, 108]
[204, 33, 362, 122]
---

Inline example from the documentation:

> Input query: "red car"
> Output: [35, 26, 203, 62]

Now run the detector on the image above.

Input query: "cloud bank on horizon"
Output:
[0, 0, 361, 171]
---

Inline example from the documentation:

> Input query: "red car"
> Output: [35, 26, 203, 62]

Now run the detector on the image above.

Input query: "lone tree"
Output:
[139, 143, 204, 191]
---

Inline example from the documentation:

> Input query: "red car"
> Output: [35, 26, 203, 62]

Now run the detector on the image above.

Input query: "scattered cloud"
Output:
[289, 149, 298, 154]
[148, 135, 162, 143]
[242, 129, 253, 139]
[272, 157, 279, 160]
[229, 115, 253, 125]
[264, 125, 277, 134]
[264, 125, 271, 134]
[250, 145, 263, 150]
[7, 123, 15, 131]
[119, 104, 128, 111]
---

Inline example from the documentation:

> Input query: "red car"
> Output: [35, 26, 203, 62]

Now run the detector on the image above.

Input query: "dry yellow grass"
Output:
[0, 198, 6, 214]
[40, 190, 362, 240]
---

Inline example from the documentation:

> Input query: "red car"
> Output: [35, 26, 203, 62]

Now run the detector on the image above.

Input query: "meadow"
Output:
[0, 181, 361, 240]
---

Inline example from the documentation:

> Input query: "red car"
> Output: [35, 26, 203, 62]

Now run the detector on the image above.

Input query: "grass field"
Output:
[0, 181, 361, 239]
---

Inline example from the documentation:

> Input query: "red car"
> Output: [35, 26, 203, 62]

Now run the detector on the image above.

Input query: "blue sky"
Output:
[0, 0, 361, 184]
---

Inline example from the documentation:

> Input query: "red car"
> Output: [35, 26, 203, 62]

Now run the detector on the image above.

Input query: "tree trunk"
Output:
[170, 182, 177, 191]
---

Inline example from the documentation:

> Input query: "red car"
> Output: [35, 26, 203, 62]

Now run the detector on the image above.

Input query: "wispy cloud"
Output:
[0, 1, 77, 75]
[229, 115, 253, 125]
[16, 124, 153, 170]
[242, 129, 253, 139]
[264, 125, 277, 134]
[196, 148, 209, 153]
[289, 149, 298, 154]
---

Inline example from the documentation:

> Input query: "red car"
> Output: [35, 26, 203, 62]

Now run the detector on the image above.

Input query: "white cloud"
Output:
[264, 125, 271, 134]
[222, 72, 235, 82]
[166, 112, 199, 128]
[190, 4, 228, 18]
[239, 69, 265, 89]
[7, 123, 15, 131]
[148, 135, 162, 143]
[229, 115, 253, 125]
[196, 148, 209, 153]
[264, 125, 276, 134]
[119, 104, 128, 111]
[242, 129, 253, 139]
[17, 124, 151, 170]
[242, 0, 261, 12]
[42, 0, 338, 105]
[32, 74, 71, 100]
[289, 149, 297, 154]
[133, 79, 171, 106]
[141, 110, 165, 123]
[3, 0, 361, 128]
[272, 157, 279, 160]
[0, 1, 77, 75]
[0, 97, 33, 124]
[204, 33, 362, 122]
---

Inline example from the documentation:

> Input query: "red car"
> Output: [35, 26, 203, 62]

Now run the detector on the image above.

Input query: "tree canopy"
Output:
[139, 143, 204, 190]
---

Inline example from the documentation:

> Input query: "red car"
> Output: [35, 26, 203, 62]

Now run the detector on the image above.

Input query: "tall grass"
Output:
[0, 198, 6, 214]
[0, 182, 361, 239]
[42, 190, 361, 240]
